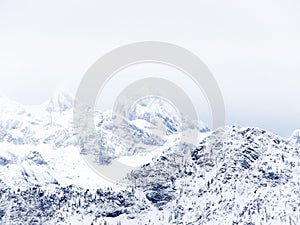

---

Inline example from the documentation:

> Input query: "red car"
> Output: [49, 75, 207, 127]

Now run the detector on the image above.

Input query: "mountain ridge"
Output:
[0, 93, 299, 224]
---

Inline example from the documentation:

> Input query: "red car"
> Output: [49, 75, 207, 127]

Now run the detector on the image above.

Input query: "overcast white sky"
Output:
[0, 0, 300, 137]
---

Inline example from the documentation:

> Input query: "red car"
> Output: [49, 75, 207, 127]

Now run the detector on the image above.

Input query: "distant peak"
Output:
[46, 87, 74, 112]
[290, 129, 300, 142]
[0, 95, 24, 113]
[52, 87, 74, 99]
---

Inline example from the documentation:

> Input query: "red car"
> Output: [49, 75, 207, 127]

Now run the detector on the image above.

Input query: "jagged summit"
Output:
[290, 129, 300, 143]
[45, 87, 74, 113]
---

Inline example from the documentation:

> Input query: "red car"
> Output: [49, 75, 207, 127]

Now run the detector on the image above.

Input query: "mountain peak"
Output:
[0, 95, 25, 114]
[290, 129, 300, 143]
[45, 87, 74, 112]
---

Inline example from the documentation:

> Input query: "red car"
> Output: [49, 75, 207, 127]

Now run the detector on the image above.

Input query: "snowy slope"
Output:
[126, 126, 300, 225]
[0, 92, 299, 225]
[0, 90, 207, 190]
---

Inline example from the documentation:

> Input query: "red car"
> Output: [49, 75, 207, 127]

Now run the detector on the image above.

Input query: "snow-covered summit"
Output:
[0, 90, 208, 189]
[45, 88, 74, 113]
[290, 129, 300, 143]
[0, 95, 25, 114]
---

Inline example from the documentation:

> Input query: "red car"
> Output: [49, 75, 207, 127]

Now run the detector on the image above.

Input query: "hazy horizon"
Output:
[1, 0, 300, 137]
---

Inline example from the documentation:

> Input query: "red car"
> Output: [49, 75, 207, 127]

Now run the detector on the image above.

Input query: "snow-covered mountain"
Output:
[0, 90, 207, 188]
[290, 129, 300, 144]
[126, 126, 300, 224]
[0, 91, 299, 224]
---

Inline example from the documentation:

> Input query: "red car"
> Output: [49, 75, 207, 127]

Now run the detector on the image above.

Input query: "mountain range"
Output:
[0, 90, 299, 225]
